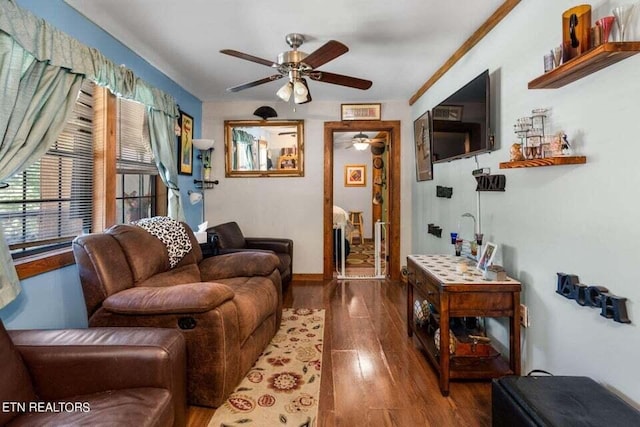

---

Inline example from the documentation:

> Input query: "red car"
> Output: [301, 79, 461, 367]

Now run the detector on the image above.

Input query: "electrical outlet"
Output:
[520, 304, 530, 327]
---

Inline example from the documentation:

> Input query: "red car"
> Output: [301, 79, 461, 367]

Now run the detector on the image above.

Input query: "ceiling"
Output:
[64, 0, 504, 103]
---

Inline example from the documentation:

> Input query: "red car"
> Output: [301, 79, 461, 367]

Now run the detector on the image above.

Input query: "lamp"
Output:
[293, 79, 311, 104]
[352, 132, 370, 151]
[188, 190, 203, 205]
[276, 82, 293, 102]
[192, 138, 215, 151]
[192, 139, 215, 182]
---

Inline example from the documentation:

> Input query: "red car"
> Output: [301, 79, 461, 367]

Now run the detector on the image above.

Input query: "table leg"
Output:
[510, 291, 521, 375]
[407, 281, 413, 337]
[440, 293, 450, 396]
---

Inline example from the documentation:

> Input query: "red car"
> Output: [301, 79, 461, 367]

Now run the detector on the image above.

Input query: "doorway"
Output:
[323, 120, 401, 281]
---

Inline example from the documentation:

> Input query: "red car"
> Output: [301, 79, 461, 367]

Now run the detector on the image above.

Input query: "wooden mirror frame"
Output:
[224, 120, 304, 177]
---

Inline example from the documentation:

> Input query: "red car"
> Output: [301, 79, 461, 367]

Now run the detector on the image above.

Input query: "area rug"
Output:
[346, 241, 385, 270]
[208, 308, 325, 427]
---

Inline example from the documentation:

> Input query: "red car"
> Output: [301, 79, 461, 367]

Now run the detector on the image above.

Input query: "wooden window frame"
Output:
[14, 87, 167, 279]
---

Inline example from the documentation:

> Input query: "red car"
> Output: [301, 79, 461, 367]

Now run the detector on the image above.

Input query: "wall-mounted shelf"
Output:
[499, 156, 586, 169]
[528, 42, 640, 89]
[194, 179, 219, 189]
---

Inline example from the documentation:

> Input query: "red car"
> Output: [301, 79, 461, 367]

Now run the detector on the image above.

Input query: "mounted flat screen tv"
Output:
[431, 70, 492, 163]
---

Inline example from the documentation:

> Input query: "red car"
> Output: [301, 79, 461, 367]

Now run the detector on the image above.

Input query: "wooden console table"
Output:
[407, 255, 521, 396]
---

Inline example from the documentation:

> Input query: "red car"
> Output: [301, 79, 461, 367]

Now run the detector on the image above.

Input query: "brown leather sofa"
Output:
[207, 221, 293, 287]
[73, 222, 283, 408]
[1, 320, 186, 427]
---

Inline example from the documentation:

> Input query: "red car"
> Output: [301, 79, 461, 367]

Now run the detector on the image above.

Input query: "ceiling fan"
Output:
[220, 33, 373, 104]
[338, 132, 386, 152]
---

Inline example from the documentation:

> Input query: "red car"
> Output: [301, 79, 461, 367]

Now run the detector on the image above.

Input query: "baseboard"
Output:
[292, 273, 324, 282]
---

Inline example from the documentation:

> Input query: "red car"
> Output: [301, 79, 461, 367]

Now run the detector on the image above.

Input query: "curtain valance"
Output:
[0, 0, 178, 117]
[232, 129, 255, 144]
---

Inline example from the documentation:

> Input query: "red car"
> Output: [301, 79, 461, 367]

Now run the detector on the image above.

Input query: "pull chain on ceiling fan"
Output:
[220, 33, 373, 104]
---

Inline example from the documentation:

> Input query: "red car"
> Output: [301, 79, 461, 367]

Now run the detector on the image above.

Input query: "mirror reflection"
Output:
[224, 120, 304, 177]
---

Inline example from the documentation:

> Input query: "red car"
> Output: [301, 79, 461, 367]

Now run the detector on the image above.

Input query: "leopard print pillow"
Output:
[132, 216, 192, 268]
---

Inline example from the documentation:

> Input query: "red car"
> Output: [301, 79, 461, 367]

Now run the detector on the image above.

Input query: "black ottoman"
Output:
[492, 376, 640, 427]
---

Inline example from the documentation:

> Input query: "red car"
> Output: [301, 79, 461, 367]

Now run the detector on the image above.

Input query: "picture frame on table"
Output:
[341, 103, 381, 121]
[477, 241, 497, 271]
[344, 164, 366, 187]
[178, 110, 194, 175]
[413, 110, 433, 181]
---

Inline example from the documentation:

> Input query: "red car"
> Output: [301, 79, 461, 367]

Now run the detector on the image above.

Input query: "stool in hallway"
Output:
[348, 211, 364, 245]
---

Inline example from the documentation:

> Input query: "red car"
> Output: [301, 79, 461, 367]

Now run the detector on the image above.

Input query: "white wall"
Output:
[333, 147, 373, 239]
[411, 0, 640, 407]
[202, 100, 412, 274]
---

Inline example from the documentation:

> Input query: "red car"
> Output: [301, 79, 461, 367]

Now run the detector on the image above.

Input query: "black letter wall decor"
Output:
[556, 273, 631, 324]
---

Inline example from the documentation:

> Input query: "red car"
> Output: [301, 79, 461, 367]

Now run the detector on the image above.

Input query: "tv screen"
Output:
[431, 70, 491, 163]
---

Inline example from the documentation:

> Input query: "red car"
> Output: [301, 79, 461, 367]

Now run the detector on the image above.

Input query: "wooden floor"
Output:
[187, 279, 492, 426]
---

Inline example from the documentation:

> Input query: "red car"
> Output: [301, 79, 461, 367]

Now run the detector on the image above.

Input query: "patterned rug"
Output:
[208, 308, 325, 427]
[346, 241, 384, 269]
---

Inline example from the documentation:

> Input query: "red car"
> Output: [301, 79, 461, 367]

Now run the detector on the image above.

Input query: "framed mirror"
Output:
[224, 120, 304, 177]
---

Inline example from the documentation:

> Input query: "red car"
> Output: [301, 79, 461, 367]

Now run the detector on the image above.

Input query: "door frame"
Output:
[323, 120, 401, 281]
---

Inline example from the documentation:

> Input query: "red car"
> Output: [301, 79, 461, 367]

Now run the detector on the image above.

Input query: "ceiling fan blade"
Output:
[226, 74, 284, 92]
[309, 71, 372, 90]
[220, 49, 278, 67]
[302, 40, 348, 69]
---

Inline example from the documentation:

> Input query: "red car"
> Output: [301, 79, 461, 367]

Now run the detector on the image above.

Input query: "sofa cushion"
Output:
[137, 264, 201, 288]
[103, 282, 235, 315]
[0, 322, 36, 426]
[6, 388, 173, 427]
[217, 277, 278, 344]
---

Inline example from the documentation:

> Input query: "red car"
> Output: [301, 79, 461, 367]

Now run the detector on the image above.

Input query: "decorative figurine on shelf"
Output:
[560, 132, 571, 155]
[510, 143, 525, 161]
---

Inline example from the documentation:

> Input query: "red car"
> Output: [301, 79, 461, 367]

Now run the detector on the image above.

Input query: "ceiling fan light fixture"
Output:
[276, 82, 293, 101]
[293, 80, 308, 97]
[353, 141, 370, 151]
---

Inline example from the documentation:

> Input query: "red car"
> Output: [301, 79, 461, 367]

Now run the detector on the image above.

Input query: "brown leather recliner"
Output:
[207, 221, 293, 287]
[72, 222, 283, 408]
[0, 320, 186, 427]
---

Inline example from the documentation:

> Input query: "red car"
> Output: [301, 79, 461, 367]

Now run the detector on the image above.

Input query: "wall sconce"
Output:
[188, 190, 203, 205]
[192, 139, 217, 189]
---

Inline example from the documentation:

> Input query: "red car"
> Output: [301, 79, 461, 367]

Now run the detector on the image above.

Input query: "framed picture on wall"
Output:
[341, 103, 381, 121]
[178, 110, 193, 175]
[413, 110, 433, 181]
[344, 164, 366, 187]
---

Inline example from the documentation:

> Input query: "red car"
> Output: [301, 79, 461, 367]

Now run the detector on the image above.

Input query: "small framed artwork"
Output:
[413, 110, 433, 181]
[344, 164, 366, 187]
[341, 103, 381, 121]
[178, 110, 194, 175]
[477, 242, 497, 271]
[433, 105, 463, 121]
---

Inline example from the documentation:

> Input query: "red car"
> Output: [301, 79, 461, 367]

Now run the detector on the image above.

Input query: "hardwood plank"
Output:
[187, 277, 492, 427]
[186, 406, 214, 427]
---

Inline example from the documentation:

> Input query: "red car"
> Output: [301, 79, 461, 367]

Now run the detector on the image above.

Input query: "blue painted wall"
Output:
[0, 0, 203, 329]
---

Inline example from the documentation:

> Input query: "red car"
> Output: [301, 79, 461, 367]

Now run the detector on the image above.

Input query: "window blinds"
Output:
[0, 80, 95, 254]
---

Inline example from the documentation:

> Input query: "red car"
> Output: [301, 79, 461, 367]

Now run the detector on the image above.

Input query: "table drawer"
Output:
[414, 269, 440, 307]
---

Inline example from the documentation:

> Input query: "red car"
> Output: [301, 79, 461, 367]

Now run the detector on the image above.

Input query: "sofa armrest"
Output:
[9, 327, 187, 426]
[102, 282, 234, 315]
[199, 251, 279, 280]
[245, 237, 293, 255]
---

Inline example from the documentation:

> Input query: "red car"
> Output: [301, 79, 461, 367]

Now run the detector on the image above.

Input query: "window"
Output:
[115, 98, 159, 224]
[0, 80, 95, 258]
[5, 84, 168, 279]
